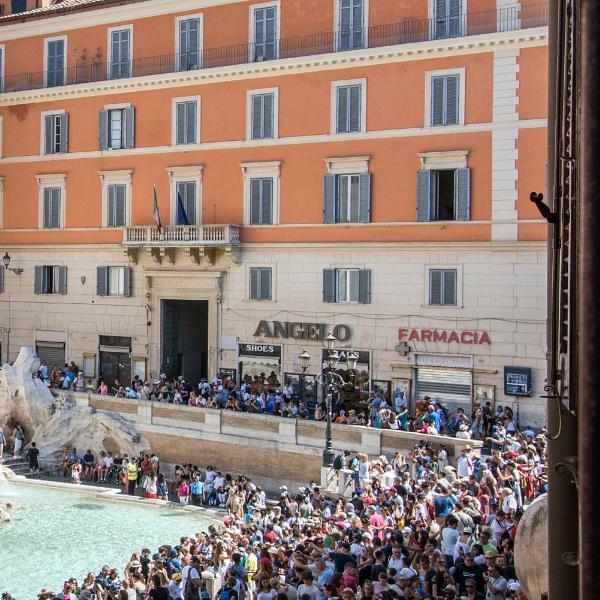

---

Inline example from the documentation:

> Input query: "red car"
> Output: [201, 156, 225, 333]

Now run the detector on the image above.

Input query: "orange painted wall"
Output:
[518, 46, 548, 121]
[516, 127, 547, 221]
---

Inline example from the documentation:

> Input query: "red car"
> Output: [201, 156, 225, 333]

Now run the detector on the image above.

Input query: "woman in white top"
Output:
[358, 453, 370, 486]
[452, 528, 473, 563]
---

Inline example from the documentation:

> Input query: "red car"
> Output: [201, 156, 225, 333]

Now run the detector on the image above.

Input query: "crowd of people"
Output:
[34, 362, 530, 443]
[15, 426, 547, 600]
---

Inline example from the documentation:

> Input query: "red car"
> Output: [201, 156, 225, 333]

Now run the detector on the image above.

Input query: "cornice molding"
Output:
[0, 27, 548, 107]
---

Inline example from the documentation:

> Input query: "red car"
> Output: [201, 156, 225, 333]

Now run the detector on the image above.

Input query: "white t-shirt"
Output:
[297, 583, 320, 600]
[457, 456, 472, 478]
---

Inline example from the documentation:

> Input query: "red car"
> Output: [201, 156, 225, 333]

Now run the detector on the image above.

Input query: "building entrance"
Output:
[161, 300, 208, 384]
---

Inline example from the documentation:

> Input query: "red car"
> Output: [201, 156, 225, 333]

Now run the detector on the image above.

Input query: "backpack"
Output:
[333, 454, 344, 471]
[218, 586, 235, 600]
[183, 567, 200, 600]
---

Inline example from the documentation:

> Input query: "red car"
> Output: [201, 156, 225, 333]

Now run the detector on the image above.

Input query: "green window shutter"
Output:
[260, 267, 272, 300]
[324, 175, 337, 223]
[358, 173, 371, 223]
[44, 115, 54, 154]
[176, 102, 186, 144]
[115, 184, 126, 227]
[249, 268, 259, 300]
[351, 0, 364, 49]
[455, 168, 471, 221]
[124, 107, 135, 148]
[435, 0, 448, 39]
[262, 93, 274, 138]
[186, 101, 197, 144]
[431, 76, 445, 126]
[339, 0, 352, 50]
[349, 84, 361, 132]
[250, 179, 261, 224]
[261, 178, 273, 224]
[0, 265, 4, 293]
[34, 266, 43, 294]
[184, 181, 197, 224]
[123, 267, 132, 297]
[99, 110, 110, 150]
[323, 269, 336, 303]
[417, 170, 433, 221]
[97, 266, 108, 296]
[445, 75, 459, 125]
[107, 185, 116, 227]
[358, 269, 371, 304]
[429, 270, 442, 305]
[337, 86, 349, 133]
[443, 270, 457, 305]
[251, 94, 263, 139]
[448, 0, 463, 37]
[59, 113, 69, 153]
[58, 266, 68, 295]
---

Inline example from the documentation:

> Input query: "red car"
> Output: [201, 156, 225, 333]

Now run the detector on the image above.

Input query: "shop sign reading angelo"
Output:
[254, 320, 351, 342]
[399, 328, 492, 345]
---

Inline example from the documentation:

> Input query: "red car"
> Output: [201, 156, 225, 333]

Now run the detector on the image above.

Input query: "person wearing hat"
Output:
[443, 584, 458, 598]
[168, 572, 183, 599]
[37, 589, 55, 599]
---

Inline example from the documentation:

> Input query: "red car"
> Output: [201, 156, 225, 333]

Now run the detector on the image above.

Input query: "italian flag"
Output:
[153, 185, 162, 232]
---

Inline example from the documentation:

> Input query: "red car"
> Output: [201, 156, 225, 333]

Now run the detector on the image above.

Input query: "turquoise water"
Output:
[0, 481, 217, 599]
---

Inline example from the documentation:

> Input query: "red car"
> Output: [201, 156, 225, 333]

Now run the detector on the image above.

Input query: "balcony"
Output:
[123, 224, 241, 266]
[1, 3, 548, 95]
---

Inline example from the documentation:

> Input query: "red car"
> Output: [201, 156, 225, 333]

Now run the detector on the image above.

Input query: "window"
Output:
[174, 99, 198, 145]
[430, 74, 459, 126]
[251, 4, 278, 61]
[42, 187, 62, 229]
[109, 27, 131, 79]
[0, 46, 4, 93]
[34, 265, 67, 295]
[249, 178, 273, 225]
[433, 0, 463, 40]
[333, 81, 365, 133]
[177, 17, 201, 71]
[99, 107, 135, 150]
[429, 269, 457, 306]
[337, 0, 366, 51]
[242, 161, 280, 225]
[11, 0, 27, 13]
[323, 268, 371, 304]
[43, 112, 69, 154]
[45, 38, 66, 87]
[106, 183, 127, 227]
[417, 168, 470, 221]
[97, 266, 131, 297]
[249, 267, 272, 301]
[324, 173, 370, 223]
[175, 181, 197, 225]
[100, 170, 132, 228]
[249, 90, 276, 140]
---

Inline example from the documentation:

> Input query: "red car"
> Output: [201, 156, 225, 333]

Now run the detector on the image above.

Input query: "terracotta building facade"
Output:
[0, 0, 549, 425]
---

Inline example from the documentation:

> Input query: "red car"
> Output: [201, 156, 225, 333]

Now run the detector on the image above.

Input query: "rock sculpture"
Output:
[514, 493, 548, 599]
[0, 347, 149, 462]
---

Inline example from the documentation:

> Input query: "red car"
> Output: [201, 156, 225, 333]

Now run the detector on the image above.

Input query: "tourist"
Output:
[127, 458, 139, 495]
[0, 425, 5, 462]
[178, 479, 190, 505]
[27, 441, 40, 477]
[12, 423, 25, 458]
[71, 460, 82, 484]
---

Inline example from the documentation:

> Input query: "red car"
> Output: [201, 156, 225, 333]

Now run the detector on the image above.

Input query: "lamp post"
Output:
[2, 252, 24, 364]
[298, 349, 311, 405]
[300, 332, 357, 468]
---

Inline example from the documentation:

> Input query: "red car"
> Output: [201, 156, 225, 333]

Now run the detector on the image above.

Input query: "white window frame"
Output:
[424, 68, 466, 128]
[246, 87, 279, 140]
[36, 173, 67, 230]
[175, 13, 204, 71]
[335, 268, 360, 303]
[107, 266, 126, 296]
[102, 102, 131, 151]
[99, 169, 132, 228]
[241, 161, 281, 226]
[333, 0, 370, 50]
[246, 264, 276, 302]
[107, 24, 133, 79]
[40, 108, 66, 155]
[43, 35, 67, 88]
[166, 165, 203, 225]
[249, 1, 281, 62]
[0, 44, 5, 93]
[428, 0, 468, 27]
[424, 265, 463, 308]
[330, 78, 367, 134]
[171, 95, 202, 146]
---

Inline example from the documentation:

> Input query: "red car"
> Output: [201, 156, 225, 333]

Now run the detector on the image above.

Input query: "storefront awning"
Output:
[239, 357, 280, 366]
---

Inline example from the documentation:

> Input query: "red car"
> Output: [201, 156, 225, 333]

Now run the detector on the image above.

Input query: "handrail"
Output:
[123, 224, 241, 245]
[0, 3, 548, 95]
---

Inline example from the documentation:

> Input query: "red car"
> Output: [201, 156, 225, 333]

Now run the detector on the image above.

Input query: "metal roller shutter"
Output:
[35, 342, 66, 370]
[416, 367, 472, 413]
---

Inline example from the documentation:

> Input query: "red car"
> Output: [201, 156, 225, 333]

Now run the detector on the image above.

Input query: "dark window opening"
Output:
[435, 170, 456, 220]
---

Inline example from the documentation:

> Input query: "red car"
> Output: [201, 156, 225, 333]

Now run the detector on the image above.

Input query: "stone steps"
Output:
[1, 456, 30, 475]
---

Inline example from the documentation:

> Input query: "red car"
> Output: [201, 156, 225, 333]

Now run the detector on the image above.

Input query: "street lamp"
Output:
[3, 252, 23, 275]
[2, 252, 23, 366]
[298, 349, 311, 404]
[318, 331, 356, 467]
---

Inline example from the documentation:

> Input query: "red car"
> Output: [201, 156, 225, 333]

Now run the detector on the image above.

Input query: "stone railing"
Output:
[63, 391, 481, 490]
[123, 224, 241, 246]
